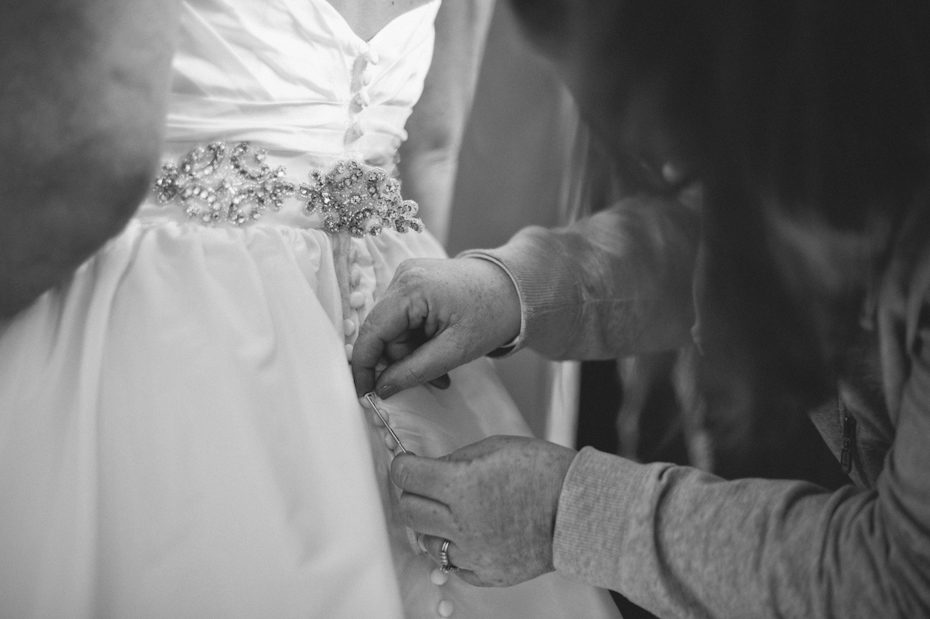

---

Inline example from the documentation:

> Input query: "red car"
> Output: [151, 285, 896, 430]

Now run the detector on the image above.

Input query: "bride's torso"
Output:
[138, 0, 440, 226]
[132, 0, 447, 362]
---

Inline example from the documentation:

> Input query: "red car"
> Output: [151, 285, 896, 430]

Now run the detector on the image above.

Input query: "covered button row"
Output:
[343, 258, 370, 360]
[429, 569, 454, 617]
[346, 46, 378, 145]
[342, 290, 365, 329]
[359, 43, 380, 65]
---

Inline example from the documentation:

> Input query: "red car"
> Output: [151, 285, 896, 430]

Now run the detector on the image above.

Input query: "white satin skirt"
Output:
[0, 207, 620, 618]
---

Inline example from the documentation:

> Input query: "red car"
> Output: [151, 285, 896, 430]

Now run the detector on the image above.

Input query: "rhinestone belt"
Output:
[152, 141, 422, 237]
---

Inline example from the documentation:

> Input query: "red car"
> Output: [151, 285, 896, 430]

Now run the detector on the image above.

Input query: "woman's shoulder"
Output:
[876, 199, 930, 408]
[882, 200, 930, 310]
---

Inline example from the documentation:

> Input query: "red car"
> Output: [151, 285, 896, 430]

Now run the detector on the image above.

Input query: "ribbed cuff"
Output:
[460, 227, 582, 356]
[553, 447, 652, 590]
[456, 250, 525, 357]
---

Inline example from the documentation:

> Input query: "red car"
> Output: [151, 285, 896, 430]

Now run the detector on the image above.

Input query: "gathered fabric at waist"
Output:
[164, 95, 409, 165]
[113, 197, 443, 364]
[135, 191, 323, 229]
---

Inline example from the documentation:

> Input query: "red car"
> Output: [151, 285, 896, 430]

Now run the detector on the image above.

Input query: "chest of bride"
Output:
[166, 0, 436, 166]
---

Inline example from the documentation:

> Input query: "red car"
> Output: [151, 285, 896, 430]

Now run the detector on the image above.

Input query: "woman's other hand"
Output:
[390, 435, 577, 587]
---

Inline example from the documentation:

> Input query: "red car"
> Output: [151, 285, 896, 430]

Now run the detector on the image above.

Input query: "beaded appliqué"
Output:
[301, 160, 421, 236]
[152, 142, 422, 237]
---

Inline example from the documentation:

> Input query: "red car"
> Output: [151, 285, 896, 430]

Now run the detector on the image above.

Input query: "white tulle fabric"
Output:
[0, 1, 619, 617]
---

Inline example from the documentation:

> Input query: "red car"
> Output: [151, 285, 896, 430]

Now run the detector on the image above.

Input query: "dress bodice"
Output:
[164, 0, 440, 169]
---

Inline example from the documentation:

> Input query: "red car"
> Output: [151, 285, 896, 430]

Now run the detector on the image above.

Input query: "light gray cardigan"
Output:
[465, 196, 930, 618]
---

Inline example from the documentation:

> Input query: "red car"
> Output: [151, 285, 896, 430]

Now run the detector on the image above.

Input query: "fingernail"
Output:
[378, 384, 397, 399]
[429, 374, 451, 390]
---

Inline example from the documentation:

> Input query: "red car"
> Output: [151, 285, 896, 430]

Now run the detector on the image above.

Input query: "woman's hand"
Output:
[390, 435, 577, 587]
[351, 257, 521, 398]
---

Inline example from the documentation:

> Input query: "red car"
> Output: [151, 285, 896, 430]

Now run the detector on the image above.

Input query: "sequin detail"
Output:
[302, 160, 421, 236]
[152, 142, 422, 237]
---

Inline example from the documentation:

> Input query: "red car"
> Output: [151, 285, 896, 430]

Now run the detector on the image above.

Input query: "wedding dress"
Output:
[0, 1, 620, 617]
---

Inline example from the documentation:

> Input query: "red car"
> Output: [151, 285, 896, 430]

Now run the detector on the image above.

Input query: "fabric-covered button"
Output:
[383, 431, 396, 450]
[350, 267, 362, 287]
[361, 45, 380, 64]
[368, 407, 386, 427]
[437, 599, 454, 617]
[354, 252, 374, 267]
[344, 122, 363, 145]
[343, 318, 357, 336]
[430, 568, 448, 586]
[349, 291, 366, 309]
[370, 406, 389, 426]
[353, 89, 371, 108]
[344, 343, 354, 359]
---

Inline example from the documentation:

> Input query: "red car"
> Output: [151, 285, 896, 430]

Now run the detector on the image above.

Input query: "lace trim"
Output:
[152, 141, 422, 236]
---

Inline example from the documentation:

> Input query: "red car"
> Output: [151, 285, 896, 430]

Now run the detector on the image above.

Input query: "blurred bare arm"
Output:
[0, 0, 181, 317]
[398, 0, 495, 245]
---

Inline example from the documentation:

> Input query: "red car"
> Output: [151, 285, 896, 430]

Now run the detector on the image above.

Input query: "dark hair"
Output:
[701, 1, 930, 453]
[510, 0, 930, 224]
[509, 0, 712, 170]
[511, 0, 930, 455]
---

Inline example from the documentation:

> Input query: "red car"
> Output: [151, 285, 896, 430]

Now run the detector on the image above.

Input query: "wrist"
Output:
[458, 253, 523, 350]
